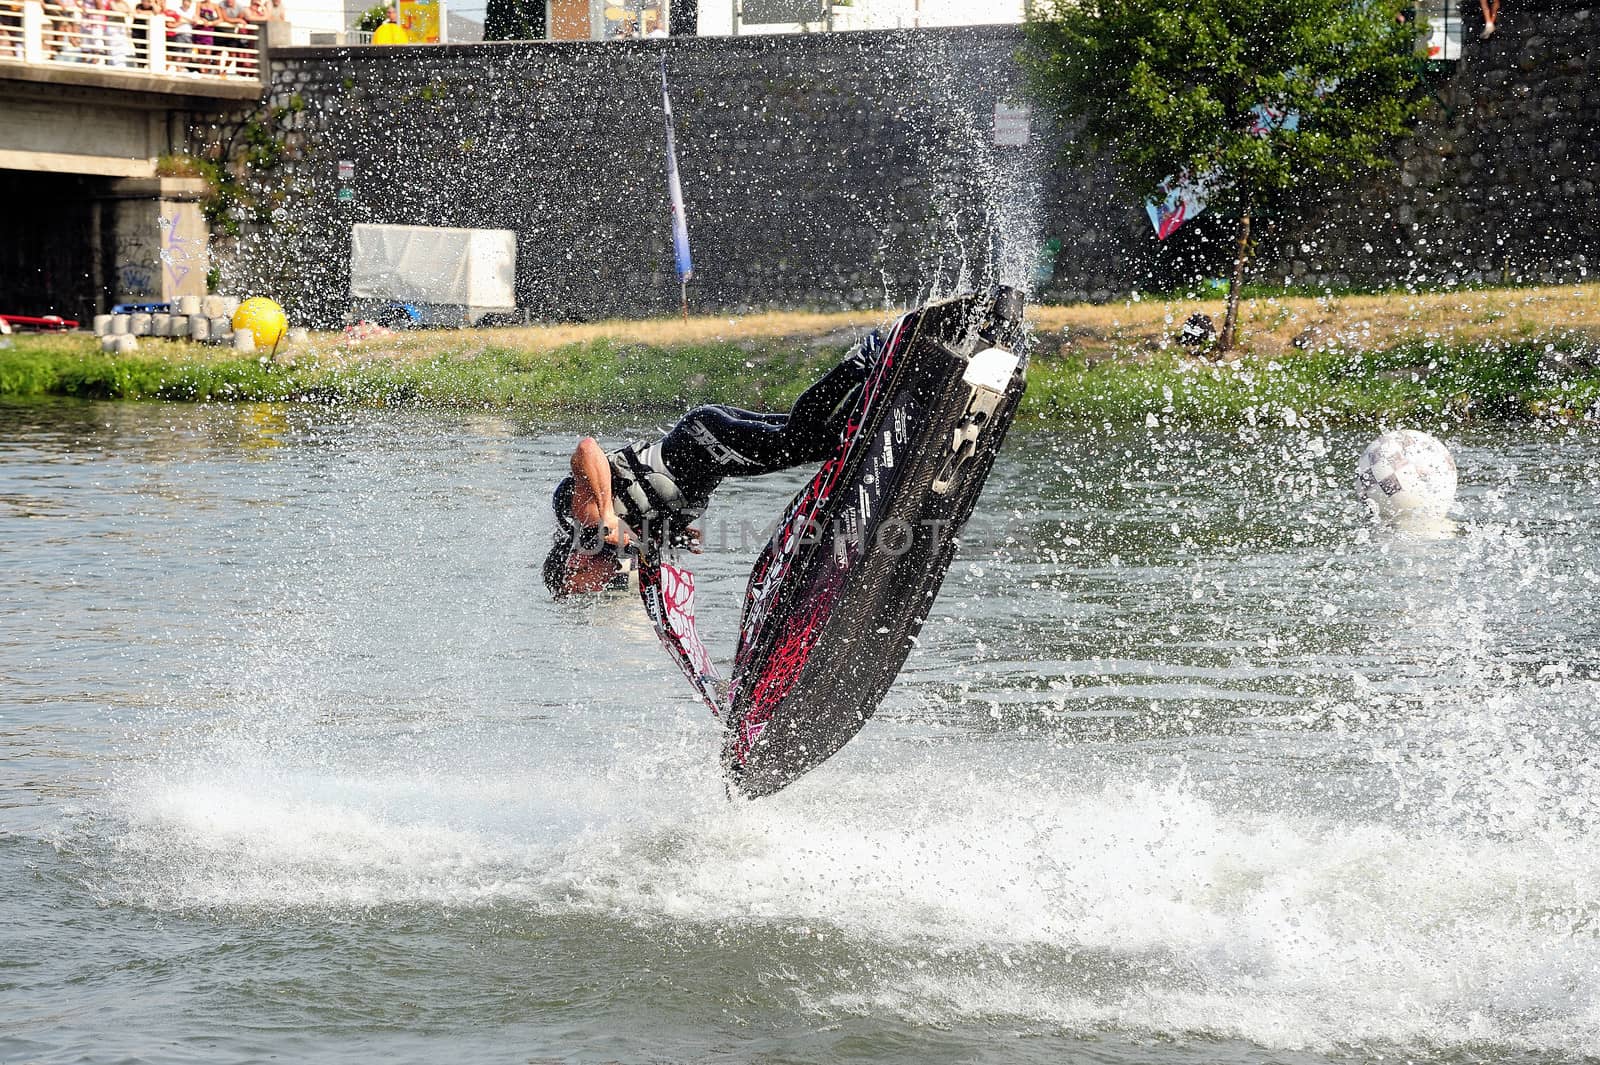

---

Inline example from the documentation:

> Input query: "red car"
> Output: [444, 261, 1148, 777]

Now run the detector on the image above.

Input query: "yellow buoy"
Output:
[371, 21, 408, 44]
[232, 297, 288, 348]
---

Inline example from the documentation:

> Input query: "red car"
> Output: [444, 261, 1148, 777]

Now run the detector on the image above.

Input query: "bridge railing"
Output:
[0, 0, 261, 82]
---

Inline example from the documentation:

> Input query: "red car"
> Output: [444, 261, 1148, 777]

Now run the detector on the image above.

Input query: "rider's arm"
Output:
[569, 437, 625, 545]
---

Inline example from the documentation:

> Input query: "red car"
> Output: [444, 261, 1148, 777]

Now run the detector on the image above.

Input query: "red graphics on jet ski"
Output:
[638, 287, 1027, 797]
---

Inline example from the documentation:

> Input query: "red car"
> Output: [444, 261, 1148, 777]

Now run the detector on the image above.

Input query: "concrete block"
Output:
[177, 295, 201, 317]
[101, 334, 120, 353]
[112, 334, 138, 355]
[168, 315, 188, 337]
[151, 314, 170, 337]
[130, 313, 152, 336]
[233, 330, 256, 354]
[93, 314, 112, 336]
[209, 316, 232, 338]
[190, 317, 210, 342]
[110, 315, 130, 335]
[287, 327, 310, 344]
[202, 295, 226, 318]
[220, 296, 240, 317]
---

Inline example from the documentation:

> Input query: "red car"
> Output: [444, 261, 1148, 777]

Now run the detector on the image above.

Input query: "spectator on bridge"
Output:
[132, 0, 159, 63]
[44, 0, 88, 62]
[215, 0, 247, 73]
[193, 0, 220, 71]
[80, 0, 106, 62]
[2, 0, 25, 59]
[162, 0, 193, 71]
[101, 0, 133, 65]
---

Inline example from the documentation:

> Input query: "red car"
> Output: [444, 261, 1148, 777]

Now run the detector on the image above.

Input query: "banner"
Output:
[1146, 168, 1213, 240]
[660, 54, 694, 283]
[398, 0, 443, 43]
[1146, 104, 1302, 239]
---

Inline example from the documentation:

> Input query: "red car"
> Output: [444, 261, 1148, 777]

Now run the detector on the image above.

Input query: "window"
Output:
[1420, 0, 1463, 61]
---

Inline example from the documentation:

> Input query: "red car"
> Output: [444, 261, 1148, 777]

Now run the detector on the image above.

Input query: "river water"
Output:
[3, 397, 1597, 1064]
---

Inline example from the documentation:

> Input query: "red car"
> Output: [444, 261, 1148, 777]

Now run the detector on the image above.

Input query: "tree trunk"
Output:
[1219, 208, 1252, 353]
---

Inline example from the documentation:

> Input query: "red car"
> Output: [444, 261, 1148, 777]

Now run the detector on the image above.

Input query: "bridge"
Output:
[0, 0, 271, 319]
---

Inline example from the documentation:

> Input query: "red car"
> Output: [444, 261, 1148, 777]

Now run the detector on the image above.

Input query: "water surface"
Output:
[2, 398, 1597, 1064]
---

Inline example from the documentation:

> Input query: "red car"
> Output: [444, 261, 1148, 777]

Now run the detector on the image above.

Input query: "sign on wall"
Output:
[993, 102, 1031, 146]
[1422, 0, 1463, 61]
[399, 0, 445, 43]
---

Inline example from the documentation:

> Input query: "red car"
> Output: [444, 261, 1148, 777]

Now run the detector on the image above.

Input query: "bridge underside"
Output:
[0, 63, 257, 319]
[0, 169, 102, 320]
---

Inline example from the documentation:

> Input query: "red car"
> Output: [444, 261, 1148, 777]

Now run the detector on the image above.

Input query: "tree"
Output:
[484, 0, 546, 40]
[1025, 0, 1427, 351]
[670, 0, 699, 35]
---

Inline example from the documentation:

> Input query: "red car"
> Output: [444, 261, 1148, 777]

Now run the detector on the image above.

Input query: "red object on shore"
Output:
[1, 314, 81, 332]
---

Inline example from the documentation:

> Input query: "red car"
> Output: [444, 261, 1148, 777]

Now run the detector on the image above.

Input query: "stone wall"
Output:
[206, 11, 1597, 326]
[1250, 0, 1599, 291]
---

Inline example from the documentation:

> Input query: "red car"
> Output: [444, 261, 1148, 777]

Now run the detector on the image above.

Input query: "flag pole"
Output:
[661, 52, 694, 321]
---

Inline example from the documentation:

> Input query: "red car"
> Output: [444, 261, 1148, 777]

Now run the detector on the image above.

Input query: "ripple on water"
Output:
[2, 401, 1598, 1064]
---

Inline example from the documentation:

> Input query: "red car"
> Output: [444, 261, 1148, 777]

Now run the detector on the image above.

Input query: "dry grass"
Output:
[312, 308, 896, 365]
[336, 282, 1598, 364]
[1028, 282, 1600, 360]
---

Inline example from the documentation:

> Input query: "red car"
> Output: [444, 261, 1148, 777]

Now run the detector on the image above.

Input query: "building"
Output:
[701, 0, 1027, 35]
[532, 0, 1026, 41]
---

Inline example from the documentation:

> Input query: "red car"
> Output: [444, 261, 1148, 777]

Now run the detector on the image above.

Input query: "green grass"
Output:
[1028, 338, 1600, 427]
[4, 331, 1597, 429]
[0, 336, 839, 410]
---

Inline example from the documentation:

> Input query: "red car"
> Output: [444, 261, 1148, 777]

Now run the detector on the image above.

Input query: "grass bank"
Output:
[3, 284, 1597, 427]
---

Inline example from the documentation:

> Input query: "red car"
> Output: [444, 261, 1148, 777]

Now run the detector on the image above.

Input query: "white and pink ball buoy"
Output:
[1356, 429, 1458, 524]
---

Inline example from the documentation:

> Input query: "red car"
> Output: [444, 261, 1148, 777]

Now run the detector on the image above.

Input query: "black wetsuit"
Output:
[653, 338, 876, 513]
[551, 333, 879, 551]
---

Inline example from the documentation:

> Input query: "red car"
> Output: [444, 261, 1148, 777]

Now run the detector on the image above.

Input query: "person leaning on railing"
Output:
[2, 0, 24, 60]
[44, 0, 87, 61]
[132, 0, 157, 63]
[79, 0, 104, 61]
[162, 0, 192, 71]
[193, 0, 219, 72]
[101, 0, 133, 66]
[215, 0, 244, 71]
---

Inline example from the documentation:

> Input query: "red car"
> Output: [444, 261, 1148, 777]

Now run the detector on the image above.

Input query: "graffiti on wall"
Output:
[158, 212, 202, 290]
[113, 205, 207, 303]
[117, 263, 157, 296]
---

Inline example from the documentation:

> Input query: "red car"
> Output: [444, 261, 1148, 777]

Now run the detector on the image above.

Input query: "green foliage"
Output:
[483, 0, 546, 41]
[355, 3, 388, 31]
[154, 153, 209, 179]
[199, 100, 301, 236]
[1023, 0, 1428, 212]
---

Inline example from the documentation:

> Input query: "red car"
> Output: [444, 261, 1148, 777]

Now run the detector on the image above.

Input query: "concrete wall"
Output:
[209, 12, 1597, 326]
[107, 178, 212, 305]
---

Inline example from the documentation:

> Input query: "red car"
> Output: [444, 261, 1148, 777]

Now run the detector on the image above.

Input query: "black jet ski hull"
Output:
[724, 289, 1028, 798]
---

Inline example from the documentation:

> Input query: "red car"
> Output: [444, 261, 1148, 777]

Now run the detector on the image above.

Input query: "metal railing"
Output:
[0, 0, 261, 81]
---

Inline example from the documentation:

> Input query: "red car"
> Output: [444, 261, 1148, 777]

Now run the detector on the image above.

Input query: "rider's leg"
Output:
[656, 332, 883, 499]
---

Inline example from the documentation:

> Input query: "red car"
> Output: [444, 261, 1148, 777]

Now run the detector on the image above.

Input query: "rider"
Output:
[543, 333, 881, 597]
